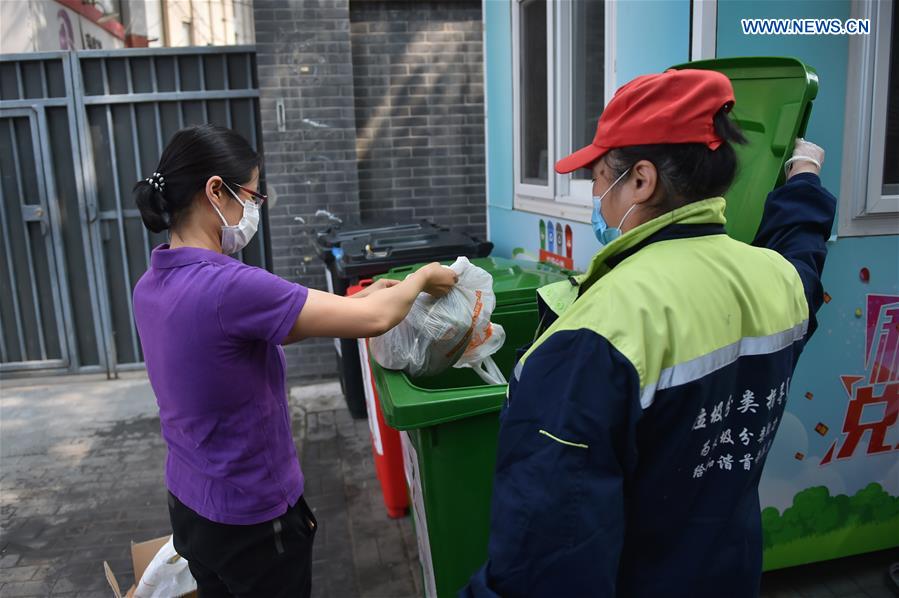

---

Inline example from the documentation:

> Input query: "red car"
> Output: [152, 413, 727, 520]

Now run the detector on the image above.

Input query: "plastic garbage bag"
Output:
[369, 257, 507, 384]
[134, 536, 196, 598]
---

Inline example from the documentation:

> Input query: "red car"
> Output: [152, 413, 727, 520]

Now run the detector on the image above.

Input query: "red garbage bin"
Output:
[347, 281, 409, 519]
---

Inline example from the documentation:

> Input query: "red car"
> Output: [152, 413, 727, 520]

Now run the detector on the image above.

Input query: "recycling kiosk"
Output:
[313, 221, 492, 418]
[371, 57, 821, 596]
[371, 257, 572, 597]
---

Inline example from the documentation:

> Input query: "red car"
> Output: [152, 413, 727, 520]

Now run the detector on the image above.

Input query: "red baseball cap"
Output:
[555, 69, 736, 174]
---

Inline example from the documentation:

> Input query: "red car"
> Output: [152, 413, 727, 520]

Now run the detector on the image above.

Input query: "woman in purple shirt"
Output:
[132, 125, 456, 597]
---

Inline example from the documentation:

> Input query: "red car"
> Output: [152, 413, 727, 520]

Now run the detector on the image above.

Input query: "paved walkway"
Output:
[0, 374, 421, 597]
[0, 373, 895, 597]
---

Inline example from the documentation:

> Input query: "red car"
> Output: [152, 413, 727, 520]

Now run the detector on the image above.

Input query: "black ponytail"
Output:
[604, 106, 749, 210]
[134, 176, 171, 233]
[133, 124, 261, 233]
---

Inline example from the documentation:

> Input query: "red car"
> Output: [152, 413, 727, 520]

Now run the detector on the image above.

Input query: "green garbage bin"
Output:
[670, 57, 819, 243]
[371, 257, 571, 597]
[372, 57, 820, 597]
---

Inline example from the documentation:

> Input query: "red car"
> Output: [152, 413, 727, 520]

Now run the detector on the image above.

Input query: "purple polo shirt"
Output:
[133, 245, 308, 525]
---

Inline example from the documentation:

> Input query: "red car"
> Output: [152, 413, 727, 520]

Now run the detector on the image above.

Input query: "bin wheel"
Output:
[887, 562, 899, 597]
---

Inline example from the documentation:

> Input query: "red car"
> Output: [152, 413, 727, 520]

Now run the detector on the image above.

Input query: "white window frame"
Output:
[690, 0, 717, 61]
[511, 0, 617, 223]
[839, 0, 898, 237]
[511, 0, 555, 202]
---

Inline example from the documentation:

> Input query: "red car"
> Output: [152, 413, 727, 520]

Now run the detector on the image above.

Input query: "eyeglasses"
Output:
[225, 182, 267, 207]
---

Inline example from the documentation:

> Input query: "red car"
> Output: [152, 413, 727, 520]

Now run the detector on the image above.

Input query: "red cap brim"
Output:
[554, 143, 608, 174]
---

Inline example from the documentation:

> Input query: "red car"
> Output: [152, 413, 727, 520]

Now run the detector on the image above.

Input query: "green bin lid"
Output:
[669, 57, 818, 243]
[376, 256, 573, 308]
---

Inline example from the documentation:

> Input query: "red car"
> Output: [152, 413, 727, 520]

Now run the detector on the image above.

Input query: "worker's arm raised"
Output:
[283, 262, 457, 344]
[752, 139, 837, 341]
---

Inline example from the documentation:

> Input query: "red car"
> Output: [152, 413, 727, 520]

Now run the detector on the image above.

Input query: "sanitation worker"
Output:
[465, 69, 836, 597]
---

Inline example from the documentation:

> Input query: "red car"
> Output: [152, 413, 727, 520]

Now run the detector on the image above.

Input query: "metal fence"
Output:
[0, 47, 267, 378]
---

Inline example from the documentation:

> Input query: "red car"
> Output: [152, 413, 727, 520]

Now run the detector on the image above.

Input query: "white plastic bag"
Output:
[133, 536, 197, 598]
[369, 257, 507, 384]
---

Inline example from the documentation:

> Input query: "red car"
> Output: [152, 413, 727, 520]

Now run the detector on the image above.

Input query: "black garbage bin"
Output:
[313, 220, 432, 295]
[314, 220, 492, 419]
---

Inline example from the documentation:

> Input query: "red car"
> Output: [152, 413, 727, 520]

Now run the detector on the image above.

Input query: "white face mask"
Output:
[209, 184, 260, 255]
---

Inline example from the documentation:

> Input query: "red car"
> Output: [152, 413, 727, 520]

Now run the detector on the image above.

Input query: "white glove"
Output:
[784, 138, 825, 179]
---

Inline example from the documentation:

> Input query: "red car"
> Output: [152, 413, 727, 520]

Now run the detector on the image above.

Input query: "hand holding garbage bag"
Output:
[415, 262, 459, 298]
[349, 263, 455, 299]
[370, 257, 507, 384]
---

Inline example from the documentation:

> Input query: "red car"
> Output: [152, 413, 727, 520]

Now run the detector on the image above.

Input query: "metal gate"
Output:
[0, 48, 267, 377]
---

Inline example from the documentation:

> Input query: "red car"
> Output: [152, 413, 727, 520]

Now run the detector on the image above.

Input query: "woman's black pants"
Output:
[168, 491, 317, 598]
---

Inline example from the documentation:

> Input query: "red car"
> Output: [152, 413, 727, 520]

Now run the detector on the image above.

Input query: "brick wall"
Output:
[253, 0, 361, 381]
[350, 0, 486, 236]
[253, 0, 487, 382]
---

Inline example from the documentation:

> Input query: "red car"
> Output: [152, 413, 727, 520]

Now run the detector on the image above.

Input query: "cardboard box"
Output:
[104, 536, 197, 598]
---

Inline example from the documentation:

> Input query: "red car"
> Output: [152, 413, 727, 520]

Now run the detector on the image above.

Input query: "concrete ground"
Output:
[0, 373, 896, 597]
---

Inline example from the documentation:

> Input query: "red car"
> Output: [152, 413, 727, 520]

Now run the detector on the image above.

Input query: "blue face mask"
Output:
[592, 168, 637, 245]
